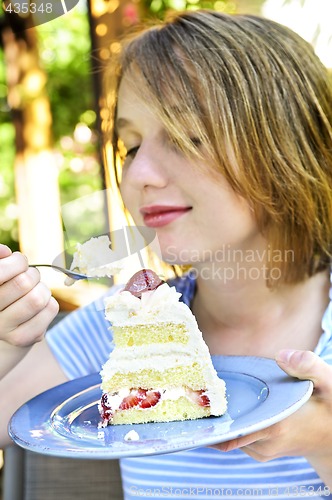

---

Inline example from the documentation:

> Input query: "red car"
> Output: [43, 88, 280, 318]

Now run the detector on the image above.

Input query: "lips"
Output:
[140, 205, 192, 228]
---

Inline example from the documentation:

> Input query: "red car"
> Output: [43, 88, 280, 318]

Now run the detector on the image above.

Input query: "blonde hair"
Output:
[104, 10, 332, 285]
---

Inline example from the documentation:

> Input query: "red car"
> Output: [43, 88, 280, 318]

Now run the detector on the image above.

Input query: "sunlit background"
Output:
[263, 0, 332, 67]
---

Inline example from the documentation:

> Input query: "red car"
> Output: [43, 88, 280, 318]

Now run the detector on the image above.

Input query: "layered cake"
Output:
[99, 269, 227, 426]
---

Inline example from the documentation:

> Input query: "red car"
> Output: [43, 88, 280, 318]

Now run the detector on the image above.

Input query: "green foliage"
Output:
[37, 6, 93, 141]
[38, 2, 104, 234]
[0, 119, 18, 249]
[0, 2, 104, 249]
[144, 0, 237, 18]
[0, 37, 17, 248]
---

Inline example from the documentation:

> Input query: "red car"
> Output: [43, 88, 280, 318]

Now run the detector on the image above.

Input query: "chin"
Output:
[160, 247, 192, 267]
[152, 231, 199, 266]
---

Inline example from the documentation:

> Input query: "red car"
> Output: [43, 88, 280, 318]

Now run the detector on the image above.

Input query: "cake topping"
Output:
[124, 430, 140, 441]
[123, 269, 164, 298]
[104, 282, 186, 326]
[66, 235, 125, 286]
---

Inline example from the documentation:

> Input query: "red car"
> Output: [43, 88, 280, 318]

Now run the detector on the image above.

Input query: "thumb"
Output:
[276, 349, 332, 396]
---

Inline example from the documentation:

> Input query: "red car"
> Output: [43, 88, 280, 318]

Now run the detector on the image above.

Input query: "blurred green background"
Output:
[0, 1, 100, 250]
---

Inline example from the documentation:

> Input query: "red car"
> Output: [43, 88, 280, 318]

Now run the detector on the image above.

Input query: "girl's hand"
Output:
[0, 244, 59, 346]
[212, 350, 332, 487]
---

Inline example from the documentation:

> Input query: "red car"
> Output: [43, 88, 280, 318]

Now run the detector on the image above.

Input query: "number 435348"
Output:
[3, 2, 53, 14]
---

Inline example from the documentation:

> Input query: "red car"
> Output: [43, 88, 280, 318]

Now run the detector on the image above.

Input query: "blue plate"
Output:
[8, 356, 313, 459]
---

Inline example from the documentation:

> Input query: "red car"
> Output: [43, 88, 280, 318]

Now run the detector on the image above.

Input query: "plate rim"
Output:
[8, 355, 313, 459]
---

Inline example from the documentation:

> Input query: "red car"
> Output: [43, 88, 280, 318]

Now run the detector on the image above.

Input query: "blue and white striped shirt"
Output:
[47, 273, 332, 499]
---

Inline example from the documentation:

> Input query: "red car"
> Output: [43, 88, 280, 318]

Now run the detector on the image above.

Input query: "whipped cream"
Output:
[103, 344, 211, 372]
[104, 283, 197, 328]
[69, 235, 125, 277]
[124, 430, 140, 441]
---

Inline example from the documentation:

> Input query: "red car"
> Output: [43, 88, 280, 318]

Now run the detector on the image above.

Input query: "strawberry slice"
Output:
[119, 388, 161, 410]
[119, 391, 142, 410]
[186, 388, 210, 407]
[139, 390, 161, 408]
[197, 391, 210, 407]
[100, 393, 113, 420]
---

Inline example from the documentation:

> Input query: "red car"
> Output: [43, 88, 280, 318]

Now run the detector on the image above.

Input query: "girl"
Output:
[1, 10, 332, 498]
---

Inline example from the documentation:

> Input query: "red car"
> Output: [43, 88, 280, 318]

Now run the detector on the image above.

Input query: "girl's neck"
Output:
[191, 266, 330, 357]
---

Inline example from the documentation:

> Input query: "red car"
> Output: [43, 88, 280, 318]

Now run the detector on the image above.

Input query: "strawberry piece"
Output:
[100, 393, 113, 420]
[139, 390, 161, 408]
[123, 269, 164, 297]
[118, 388, 161, 410]
[197, 391, 210, 407]
[186, 388, 211, 407]
[119, 391, 142, 410]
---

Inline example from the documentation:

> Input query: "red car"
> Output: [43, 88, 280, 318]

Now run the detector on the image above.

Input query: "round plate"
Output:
[9, 356, 313, 459]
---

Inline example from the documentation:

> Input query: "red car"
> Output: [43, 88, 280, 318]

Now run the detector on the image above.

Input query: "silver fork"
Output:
[30, 264, 91, 281]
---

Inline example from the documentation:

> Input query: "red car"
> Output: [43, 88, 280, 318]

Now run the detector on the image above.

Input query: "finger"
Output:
[0, 282, 53, 334]
[3, 296, 59, 347]
[239, 446, 269, 463]
[210, 439, 271, 462]
[0, 244, 12, 259]
[210, 428, 269, 452]
[0, 267, 41, 311]
[0, 251, 29, 285]
[276, 349, 332, 396]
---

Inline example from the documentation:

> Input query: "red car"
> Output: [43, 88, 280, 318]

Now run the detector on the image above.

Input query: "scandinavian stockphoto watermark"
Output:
[166, 244, 295, 283]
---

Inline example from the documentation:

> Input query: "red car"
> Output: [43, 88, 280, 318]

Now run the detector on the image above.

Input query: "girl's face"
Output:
[117, 75, 262, 266]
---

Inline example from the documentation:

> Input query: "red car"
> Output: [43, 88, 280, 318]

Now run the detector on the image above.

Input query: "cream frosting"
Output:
[102, 351, 205, 379]
[70, 235, 125, 277]
[124, 430, 140, 441]
[104, 283, 198, 328]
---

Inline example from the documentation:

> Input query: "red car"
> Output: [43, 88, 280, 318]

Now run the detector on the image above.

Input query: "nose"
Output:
[122, 141, 168, 191]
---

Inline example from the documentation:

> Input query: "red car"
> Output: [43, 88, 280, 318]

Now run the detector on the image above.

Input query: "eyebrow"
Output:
[116, 103, 187, 134]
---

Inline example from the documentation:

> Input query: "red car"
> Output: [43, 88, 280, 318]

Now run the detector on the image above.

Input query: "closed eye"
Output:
[126, 146, 140, 158]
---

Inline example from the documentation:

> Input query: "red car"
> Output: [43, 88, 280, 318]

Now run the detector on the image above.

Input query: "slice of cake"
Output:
[98, 269, 227, 426]
[65, 235, 124, 285]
